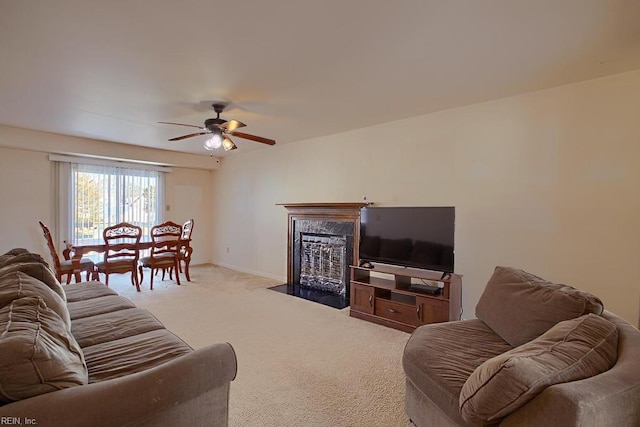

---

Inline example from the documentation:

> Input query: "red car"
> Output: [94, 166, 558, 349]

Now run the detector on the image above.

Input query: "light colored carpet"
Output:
[102, 265, 412, 427]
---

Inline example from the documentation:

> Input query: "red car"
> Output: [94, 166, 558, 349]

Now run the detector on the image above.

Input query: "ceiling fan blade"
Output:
[168, 132, 209, 141]
[229, 131, 276, 145]
[222, 135, 237, 151]
[220, 119, 246, 132]
[159, 121, 204, 129]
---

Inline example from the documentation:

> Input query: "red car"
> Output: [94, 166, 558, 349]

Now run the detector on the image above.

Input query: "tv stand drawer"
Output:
[375, 298, 418, 326]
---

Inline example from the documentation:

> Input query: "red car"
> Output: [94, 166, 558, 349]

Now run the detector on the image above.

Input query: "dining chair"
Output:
[38, 221, 95, 283]
[158, 218, 194, 282]
[138, 221, 182, 290]
[95, 222, 142, 290]
[177, 219, 194, 281]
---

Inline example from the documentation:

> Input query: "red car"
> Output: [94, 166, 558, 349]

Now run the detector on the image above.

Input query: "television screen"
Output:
[359, 206, 455, 272]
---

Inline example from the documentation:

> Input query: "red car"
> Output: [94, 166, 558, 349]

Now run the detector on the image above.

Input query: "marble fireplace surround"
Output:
[280, 203, 368, 300]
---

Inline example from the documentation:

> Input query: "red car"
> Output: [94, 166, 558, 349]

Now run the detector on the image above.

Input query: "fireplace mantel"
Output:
[278, 202, 369, 215]
[279, 202, 369, 293]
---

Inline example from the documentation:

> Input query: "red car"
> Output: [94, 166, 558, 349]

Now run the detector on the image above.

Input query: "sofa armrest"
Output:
[0, 342, 237, 427]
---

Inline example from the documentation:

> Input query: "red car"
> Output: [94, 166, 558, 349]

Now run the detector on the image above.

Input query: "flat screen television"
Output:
[359, 206, 455, 272]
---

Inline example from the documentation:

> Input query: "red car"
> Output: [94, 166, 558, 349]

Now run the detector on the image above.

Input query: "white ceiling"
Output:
[1, 0, 640, 157]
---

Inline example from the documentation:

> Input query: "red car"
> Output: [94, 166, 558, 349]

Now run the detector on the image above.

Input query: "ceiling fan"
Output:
[159, 103, 276, 152]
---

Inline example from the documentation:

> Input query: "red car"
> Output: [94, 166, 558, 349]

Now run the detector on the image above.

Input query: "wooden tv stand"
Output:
[349, 264, 462, 333]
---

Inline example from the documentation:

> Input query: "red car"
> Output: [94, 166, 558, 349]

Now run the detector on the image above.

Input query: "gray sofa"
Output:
[403, 266, 640, 426]
[0, 249, 237, 427]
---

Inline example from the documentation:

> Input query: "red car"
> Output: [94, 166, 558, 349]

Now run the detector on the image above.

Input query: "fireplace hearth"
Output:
[272, 203, 367, 309]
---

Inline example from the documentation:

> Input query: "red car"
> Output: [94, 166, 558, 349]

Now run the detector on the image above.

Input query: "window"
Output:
[51, 155, 167, 247]
[70, 163, 164, 245]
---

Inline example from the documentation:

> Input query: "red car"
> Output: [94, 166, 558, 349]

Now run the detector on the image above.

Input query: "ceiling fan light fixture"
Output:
[222, 136, 237, 151]
[203, 132, 223, 150]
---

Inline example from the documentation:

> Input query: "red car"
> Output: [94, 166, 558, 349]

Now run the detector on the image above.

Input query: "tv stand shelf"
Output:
[349, 264, 462, 333]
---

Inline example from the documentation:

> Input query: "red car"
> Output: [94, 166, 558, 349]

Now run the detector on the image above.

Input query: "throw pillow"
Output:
[0, 271, 71, 329]
[0, 254, 13, 267]
[459, 313, 618, 425]
[0, 252, 50, 269]
[0, 262, 66, 303]
[0, 297, 88, 404]
[0, 249, 33, 267]
[3, 248, 31, 256]
[475, 266, 603, 346]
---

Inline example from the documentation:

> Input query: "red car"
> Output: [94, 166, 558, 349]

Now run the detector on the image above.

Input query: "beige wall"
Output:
[211, 70, 640, 326]
[0, 125, 221, 170]
[164, 167, 212, 265]
[1, 72, 638, 326]
[0, 145, 213, 266]
[0, 148, 53, 254]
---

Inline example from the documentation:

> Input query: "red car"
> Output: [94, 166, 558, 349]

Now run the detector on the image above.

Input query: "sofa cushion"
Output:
[0, 271, 70, 329]
[476, 266, 603, 346]
[71, 308, 165, 348]
[0, 297, 88, 404]
[0, 262, 66, 303]
[67, 295, 136, 320]
[403, 319, 514, 424]
[459, 313, 618, 425]
[82, 329, 192, 382]
[63, 281, 118, 302]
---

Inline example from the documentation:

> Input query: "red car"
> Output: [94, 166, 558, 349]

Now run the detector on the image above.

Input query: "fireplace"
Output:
[273, 203, 367, 308]
[300, 233, 347, 296]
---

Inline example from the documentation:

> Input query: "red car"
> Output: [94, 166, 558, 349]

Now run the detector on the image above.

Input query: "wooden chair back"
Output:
[181, 218, 194, 242]
[150, 221, 182, 259]
[177, 219, 195, 281]
[38, 221, 63, 280]
[102, 222, 142, 272]
[102, 222, 142, 267]
[38, 221, 96, 283]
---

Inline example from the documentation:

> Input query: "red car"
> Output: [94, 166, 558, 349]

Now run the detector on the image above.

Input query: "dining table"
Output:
[63, 239, 191, 282]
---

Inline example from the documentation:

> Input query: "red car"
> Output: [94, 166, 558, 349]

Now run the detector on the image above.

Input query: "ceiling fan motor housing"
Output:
[204, 118, 226, 131]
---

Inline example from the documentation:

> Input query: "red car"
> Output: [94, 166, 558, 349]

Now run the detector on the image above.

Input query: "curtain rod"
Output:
[49, 154, 172, 173]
